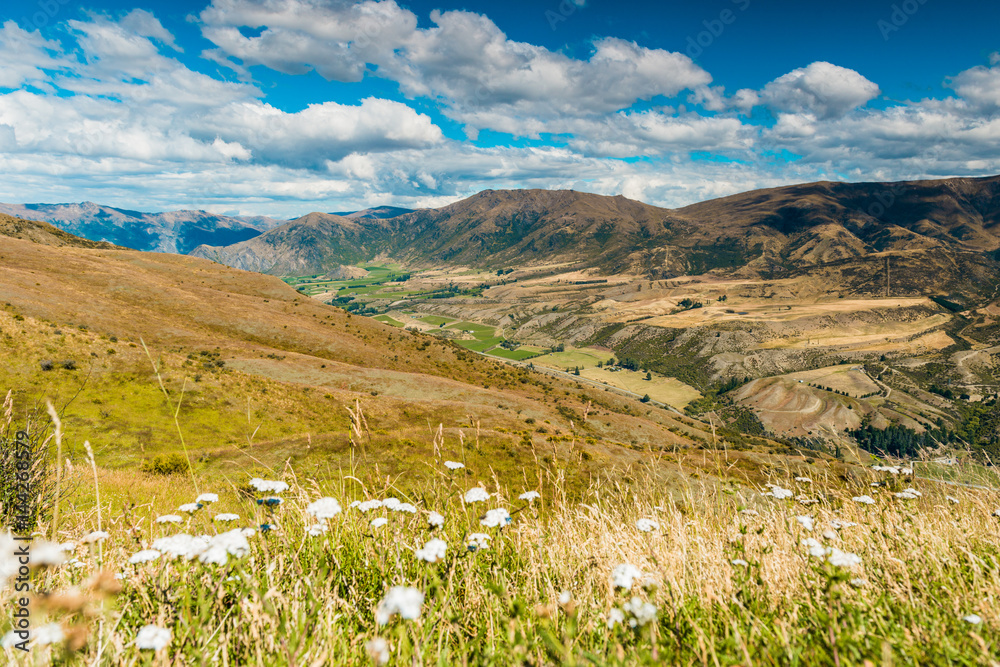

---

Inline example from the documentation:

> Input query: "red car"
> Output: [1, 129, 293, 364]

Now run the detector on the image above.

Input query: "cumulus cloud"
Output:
[0, 21, 64, 88]
[198, 0, 711, 135]
[946, 54, 1000, 112]
[743, 61, 880, 119]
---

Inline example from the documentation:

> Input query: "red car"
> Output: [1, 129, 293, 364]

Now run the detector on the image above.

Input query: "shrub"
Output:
[141, 453, 189, 476]
[61, 360, 77, 370]
[40, 359, 54, 371]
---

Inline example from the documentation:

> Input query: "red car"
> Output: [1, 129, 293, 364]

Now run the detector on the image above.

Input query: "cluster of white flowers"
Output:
[214, 513, 239, 522]
[763, 484, 794, 499]
[82, 531, 109, 544]
[621, 597, 657, 627]
[467, 533, 491, 551]
[739, 509, 759, 517]
[415, 538, 447, 563]
[155, 515, 182, 524]
[963, 614, 983, 625]
[731, 558, 749, 567]
[444, 461, 465, 470]
[135, 625, 171, 651]
[480, 508, 511, 528]
[829, 519, 857, 530]
[306, 497, 342, 520]
[196, 493, 219, 504]
[141, 529, 252, 566]
[355, 500, 383, 513]
[375, 586, 424, 625]
[464, 487, 490, 503]
[795, 515, 815, 531]
[894, 488, 921, 500]
[249, 478, 289, 493]
[802, 538, 862, 568]
[307, 524, 328, 537]
[366, 637, 390, 665]
[872, 465, 912, 475]
[178, 503, 201, 513]
[635, 518, 659, 532]
[794, 477, 812, 484]
[371, 518, 388, 529]
[852, 495, 876, 505]
[611, 564, 644, 591]
[427, 512, 444, 528]
[946, 496, 960, 505]
[30, 540, 68, 567]
[519, 491, 541, 502]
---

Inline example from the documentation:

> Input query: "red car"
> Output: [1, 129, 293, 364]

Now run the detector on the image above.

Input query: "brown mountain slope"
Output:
[0, 213, 123, 250]
[190, 176, 1000, 297]
[0, 219, 729, 487]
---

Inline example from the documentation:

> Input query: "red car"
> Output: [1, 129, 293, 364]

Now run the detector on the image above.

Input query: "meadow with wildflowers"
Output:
[3, 407, 1000, 666]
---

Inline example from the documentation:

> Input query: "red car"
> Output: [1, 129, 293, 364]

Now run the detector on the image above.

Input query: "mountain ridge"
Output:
[0, 201, 284, 254]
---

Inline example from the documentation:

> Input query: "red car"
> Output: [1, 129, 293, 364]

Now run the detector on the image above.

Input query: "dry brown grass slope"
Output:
[2, 216, 779, 491]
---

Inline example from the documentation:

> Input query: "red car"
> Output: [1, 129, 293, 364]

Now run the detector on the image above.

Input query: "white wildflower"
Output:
[307, 524, 328, 537]
[802, 537, 827, 559]
[196, 493, 219, 504]
[444, 461, 465, 470]
[795, 516, 814, 531]
[635, 518, 659, 532]
[366, 637, 390, 665]
[156, 514, 182, 524]
[731, 559, 749, 567]
[82, 531, 109, 544]
[1, 630, 22, 649]
[611, 564, 643, 590]
[357, 500, 383, 513]
[371, 518, 388, 529]
[895, 491, 919, 500]
[739, 509, 759, 517]
[822, 529, 838, 541]
[33, 623, 64, 646]
[135, 625, 171, 651]
[396, 503, 418, 514]
[306, 497, 343, 520]
[946, 496, 960, 504]
[963, 614, 983, 625]
[467, 533, 491, 551]
[151, 534, 209, 560]
[558, 591, 572, 605]
[375, 586, 424, 625]
[765, 486, 794, 499]
[519, 491, 541, 502]
[850, 578, 867, 587]
[464, 487, 490, 503]
[606, 608, 625, 628]
[178, 503, 201, 513]
[249, 478, 289, 494]
[382, 498, 401, 511]
[349, 500, 361, 509]
[214, 513, 239, 522]
[427, 512, 444, 528]
[480, 508, 512, 528]
[415, 538, 447, 563]
[829, 519, 857, 530]
[30, 540, 67, 567]
[129, 549, 161, 564]
[795, 477, 812, 483]
[622, 597, 657, 627]
[852, 495, 876, 505]
[826, 548, 863, 568]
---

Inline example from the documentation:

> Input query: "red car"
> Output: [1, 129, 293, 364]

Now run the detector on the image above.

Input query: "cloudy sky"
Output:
[1, 0, 999, 217]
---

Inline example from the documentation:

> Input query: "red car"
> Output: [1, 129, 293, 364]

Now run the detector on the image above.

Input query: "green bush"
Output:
[141, 453, 189, 475]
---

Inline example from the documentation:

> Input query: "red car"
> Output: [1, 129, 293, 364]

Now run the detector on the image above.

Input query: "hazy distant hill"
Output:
[0, 202, 283, 254]
[332, 205, 414, 219]
[191, 176, 1000, 297]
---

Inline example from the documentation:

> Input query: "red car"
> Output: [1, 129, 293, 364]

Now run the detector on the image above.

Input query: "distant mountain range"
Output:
[189, 176, 1000, 298]
[0, 202, 285, 254]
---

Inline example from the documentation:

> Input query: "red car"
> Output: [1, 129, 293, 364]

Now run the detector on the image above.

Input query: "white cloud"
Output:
[198, 0, 712, 135]
[745, 62, 880, 119]
[947, 54, 1000, 112]
[0, 21, 64, 89]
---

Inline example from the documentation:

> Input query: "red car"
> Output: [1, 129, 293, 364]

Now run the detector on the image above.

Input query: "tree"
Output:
[645, 371, 652, 381]
[574, 367, 581, 376]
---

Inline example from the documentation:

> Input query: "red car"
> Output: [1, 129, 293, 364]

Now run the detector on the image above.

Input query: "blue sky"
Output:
[1, 0, 998, 217]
